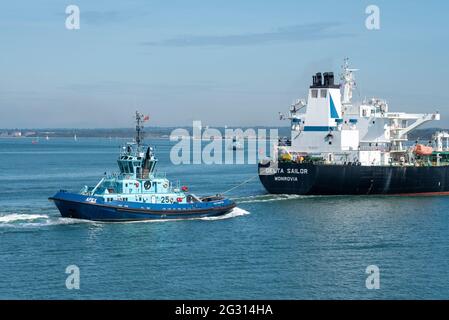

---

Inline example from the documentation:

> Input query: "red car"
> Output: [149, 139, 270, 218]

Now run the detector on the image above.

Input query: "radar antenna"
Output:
[340, 58, 359, 105]
[135, 111, 145, 147]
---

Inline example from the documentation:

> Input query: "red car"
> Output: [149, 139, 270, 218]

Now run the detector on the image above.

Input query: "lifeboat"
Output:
[414, 144, 433, 156]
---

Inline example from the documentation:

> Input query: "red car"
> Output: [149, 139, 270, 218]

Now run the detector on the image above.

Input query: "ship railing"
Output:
[90, 177, 105, 195]
[105, 173, 119, 179]
[358, 146, 388, 152]
[153, 171, 167, 179]
[171, 180, 181, 192]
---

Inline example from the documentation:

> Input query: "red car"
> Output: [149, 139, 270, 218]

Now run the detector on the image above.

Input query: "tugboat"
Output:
[49, 112, 236, 221]
[259, 59, 449, 195]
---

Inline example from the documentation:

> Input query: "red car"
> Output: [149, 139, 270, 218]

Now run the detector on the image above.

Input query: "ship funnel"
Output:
[312, 72, 336, 87]
[323, 72, 335, 86]
[312, 72, 323, 86]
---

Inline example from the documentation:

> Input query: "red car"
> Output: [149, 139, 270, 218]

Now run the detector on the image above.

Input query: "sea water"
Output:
[1, 138, 449, 299]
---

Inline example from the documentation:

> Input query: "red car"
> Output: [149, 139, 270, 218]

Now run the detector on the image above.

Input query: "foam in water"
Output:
[20, 218, 86, 228]
[0, 213, 86, 228]
[199, 207, 250, 221]
[116, 207, 250, 224]
[0, 214, 48, 223]
[0, 207, 250, 227]
[232, 194, 308, 204]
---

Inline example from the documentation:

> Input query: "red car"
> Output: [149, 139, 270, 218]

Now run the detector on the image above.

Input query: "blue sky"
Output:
[0, 0, 448, 128]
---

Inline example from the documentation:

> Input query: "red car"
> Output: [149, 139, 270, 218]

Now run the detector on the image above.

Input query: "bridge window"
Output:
[120, 161, 129, 173]
[311, 89, 318, 98]
[320, 90, 327, 98]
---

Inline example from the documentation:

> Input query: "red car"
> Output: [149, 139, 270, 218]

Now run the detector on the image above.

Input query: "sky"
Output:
[0, 0, 448, 128]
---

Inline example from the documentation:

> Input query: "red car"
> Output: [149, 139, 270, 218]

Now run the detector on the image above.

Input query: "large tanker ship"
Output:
[258, 59, 449, 195]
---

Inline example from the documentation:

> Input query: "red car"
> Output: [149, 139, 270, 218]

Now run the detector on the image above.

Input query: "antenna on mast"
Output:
[134, 111, 150, 148]
[135, 111, 144, 147]
[340, 58, 359, 105]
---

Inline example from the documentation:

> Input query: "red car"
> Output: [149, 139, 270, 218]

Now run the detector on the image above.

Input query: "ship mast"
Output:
[135, 111, 144, 147]
[340, 58, 358, 105]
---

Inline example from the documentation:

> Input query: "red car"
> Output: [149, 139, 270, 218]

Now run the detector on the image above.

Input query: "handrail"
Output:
[90, 177, 105, 195]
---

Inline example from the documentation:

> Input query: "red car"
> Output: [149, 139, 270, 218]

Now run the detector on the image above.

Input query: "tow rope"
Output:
[221, 175, 259, 195]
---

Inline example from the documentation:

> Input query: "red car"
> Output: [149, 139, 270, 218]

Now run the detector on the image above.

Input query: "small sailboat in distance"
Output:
[74, 134, 77, 142]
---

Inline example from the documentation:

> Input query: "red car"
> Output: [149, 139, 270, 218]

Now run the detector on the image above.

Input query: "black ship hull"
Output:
[258, 161, 449, 195]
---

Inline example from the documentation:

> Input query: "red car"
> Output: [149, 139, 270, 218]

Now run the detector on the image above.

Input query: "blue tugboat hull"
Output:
[49, 192, 236, 222]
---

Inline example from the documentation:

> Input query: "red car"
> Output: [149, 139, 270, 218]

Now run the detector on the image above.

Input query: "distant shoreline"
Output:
[0, 136, 280, 142]
[0, 126, 290, 139]
[0, 126, 443, 140]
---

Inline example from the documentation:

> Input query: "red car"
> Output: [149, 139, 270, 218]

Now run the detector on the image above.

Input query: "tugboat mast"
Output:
[135, 111, 145, 147]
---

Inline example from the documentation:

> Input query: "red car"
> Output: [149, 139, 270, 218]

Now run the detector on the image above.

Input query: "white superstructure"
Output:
[281, 59, 440, 166]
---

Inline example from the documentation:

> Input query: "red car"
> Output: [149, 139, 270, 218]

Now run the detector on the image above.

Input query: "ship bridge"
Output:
[117, 143, 157, 179]
[277, 59, 441, 166]
[82, 112, 175, 200]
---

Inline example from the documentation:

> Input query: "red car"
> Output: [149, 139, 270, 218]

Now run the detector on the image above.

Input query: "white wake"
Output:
[117, 206, 250, 224]
[198, 207, 250, 221]
[0, 207, 250, 227]
[0, 214, 48, 223]
[0, 213, 84, 228]
[232, 194, 309, 204]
